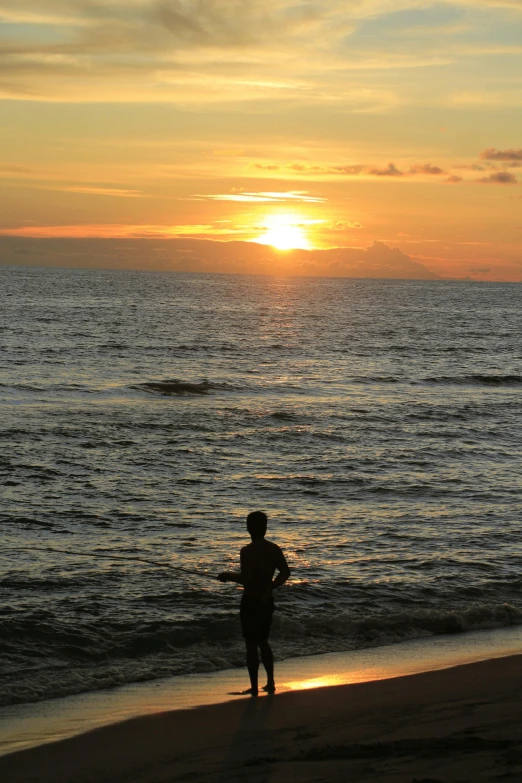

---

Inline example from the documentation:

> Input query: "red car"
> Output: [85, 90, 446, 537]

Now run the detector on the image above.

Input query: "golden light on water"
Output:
[257, 214, 312, 251]
[284, 674, 345, 691]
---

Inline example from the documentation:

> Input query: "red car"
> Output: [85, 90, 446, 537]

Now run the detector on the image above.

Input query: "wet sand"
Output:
[2, 653, 522, 783]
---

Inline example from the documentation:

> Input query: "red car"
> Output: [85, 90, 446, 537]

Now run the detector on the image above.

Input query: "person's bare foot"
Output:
[227, 687, 259, 696]
[262, 683, 276, 694]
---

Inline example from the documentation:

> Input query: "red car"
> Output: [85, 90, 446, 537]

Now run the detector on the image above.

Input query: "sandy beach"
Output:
[2, 653, 522, 783]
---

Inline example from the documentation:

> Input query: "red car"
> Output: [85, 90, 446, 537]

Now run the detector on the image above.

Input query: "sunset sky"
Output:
[1, 0, 521, 280]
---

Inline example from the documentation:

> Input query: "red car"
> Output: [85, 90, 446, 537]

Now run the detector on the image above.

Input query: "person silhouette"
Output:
[218, 511, 290, 696]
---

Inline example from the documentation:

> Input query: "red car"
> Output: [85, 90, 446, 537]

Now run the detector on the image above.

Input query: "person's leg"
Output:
[259, 639, 275, 693]
[244, 637, 259, 695]
[240, 597, 259, 695]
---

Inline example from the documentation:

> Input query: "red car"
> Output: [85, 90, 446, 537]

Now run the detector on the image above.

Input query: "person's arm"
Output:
[218, 548, 248, 584]
[272, 547, 290, 589]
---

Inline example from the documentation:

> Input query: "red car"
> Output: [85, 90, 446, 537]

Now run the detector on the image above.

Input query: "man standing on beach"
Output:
[218, 511, 290, 696]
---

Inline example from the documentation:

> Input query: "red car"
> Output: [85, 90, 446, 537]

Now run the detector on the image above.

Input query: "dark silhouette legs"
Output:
[245, 639, 259, 695]
[259, 640, 275, 692]
[244, 638, 275, 695]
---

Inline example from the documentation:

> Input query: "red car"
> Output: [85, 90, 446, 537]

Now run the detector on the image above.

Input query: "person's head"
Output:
[246, 510, 267, 540]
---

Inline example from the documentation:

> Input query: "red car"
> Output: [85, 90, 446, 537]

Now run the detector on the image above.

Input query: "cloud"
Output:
[480, 147, 522, 162]
[287, 163, 325, 172]
[0, 235, 440, 280]
[254, 163, 280, 170]
[12, 246, 38, 254]
[59, 186, 145, 197]
[0, 0, 521, 124]
[331, 164, 366, 175]
[367, 163, 403, 177]
[446, 174, 463, 183]
[192, 190, 326, 202]
[0, 164, 33, 173]
[0, 224, 230, 239]
[477, 171, 518, 184]
[4, 0, 518, 107]
[282, 163, 365, 175]
[0, 1, 356, 102]
[156, 0, 329, 48]
[329, 221, 362, 230]
[455, 163, 490, 171]
[408, 164, 445, 175]
[450, 90, 522, 108]
[258, 161, 450, 179]
[0, 6, 88, 26]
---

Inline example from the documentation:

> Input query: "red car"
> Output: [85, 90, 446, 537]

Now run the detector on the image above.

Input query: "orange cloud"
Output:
[408, 164, 445, 175]
[367, 163, 403, 177]
[480, 147, 522, 162]
[253, 163, 280, 170]
[477, 171, 518, 184]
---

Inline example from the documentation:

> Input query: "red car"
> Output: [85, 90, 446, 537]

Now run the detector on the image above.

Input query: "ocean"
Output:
[1, 265, 521, 708]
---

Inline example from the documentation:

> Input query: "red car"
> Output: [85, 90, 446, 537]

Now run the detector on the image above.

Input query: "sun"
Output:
[257, 214, 311, 250]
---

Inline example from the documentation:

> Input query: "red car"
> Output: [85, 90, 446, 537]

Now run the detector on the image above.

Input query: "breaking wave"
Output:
[1, 600, 521, 707]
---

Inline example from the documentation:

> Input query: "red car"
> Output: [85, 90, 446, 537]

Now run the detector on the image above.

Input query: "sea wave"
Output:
[0, 383, 47, 392]
[423, 374, 522, 386]
[1, 601, 521, 708]
[135, 379, 243, 395]
[348, 374, 522, 386]
[136, 380, 213, 395]
[351, 376, 401, 384]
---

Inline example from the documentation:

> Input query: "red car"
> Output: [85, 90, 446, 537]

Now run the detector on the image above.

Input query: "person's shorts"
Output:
[240, 595, 274, 642]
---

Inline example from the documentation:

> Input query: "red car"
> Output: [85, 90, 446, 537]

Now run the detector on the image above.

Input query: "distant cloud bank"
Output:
[0, 236, 440, 280]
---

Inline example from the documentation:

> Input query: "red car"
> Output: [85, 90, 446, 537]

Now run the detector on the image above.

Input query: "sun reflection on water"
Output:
[283, 667, 394, 691]
[284, 674, 346, 691]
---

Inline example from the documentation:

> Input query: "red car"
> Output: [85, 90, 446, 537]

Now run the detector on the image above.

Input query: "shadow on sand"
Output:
[217, 694, 276, 783]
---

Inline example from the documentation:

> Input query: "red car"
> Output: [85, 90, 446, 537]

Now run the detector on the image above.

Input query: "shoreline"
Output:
[2, 624, 522, 760]
[2, 651, 522, 782]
